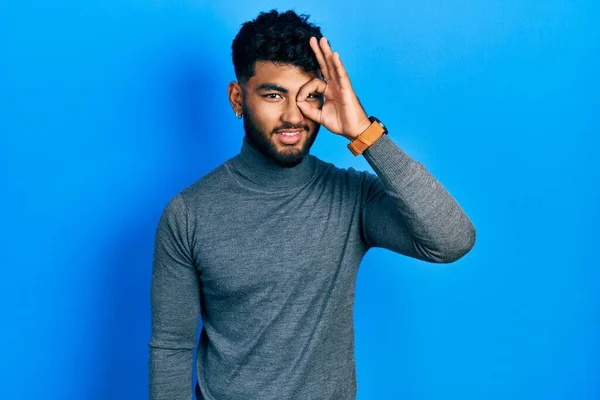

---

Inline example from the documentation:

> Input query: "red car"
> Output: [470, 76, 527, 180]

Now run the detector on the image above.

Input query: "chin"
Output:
[270, 134, 318, 167]
[270, 146, 307, 167]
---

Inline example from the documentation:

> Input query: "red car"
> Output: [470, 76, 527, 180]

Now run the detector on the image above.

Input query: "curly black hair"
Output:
[232, 10, 324, 83]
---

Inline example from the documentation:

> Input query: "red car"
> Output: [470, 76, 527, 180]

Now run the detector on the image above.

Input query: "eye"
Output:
[307, 93, 322, 100]
[263, 93, 283, 100]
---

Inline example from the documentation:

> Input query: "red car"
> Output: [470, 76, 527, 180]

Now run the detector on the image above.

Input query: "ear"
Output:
[228, 81, 243, 115]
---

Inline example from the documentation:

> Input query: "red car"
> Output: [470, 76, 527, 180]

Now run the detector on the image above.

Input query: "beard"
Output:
[242, 104, 320, 168]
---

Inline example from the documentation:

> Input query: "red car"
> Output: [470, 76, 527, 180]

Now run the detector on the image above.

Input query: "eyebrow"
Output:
[256, 83, 288, 93]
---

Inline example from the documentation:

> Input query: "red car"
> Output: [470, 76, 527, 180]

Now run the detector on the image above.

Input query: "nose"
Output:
[281, 97, 304, 126]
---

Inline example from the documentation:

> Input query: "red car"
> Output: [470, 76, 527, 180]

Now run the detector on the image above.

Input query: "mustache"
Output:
[272, 123, 310, 133]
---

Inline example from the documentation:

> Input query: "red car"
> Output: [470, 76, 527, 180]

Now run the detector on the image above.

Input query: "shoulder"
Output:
[178, 159, 236, 205]
[155, 158, 232, 218]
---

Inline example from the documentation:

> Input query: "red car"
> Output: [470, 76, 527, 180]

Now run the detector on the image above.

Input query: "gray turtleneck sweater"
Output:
[149, 135, 476, 400]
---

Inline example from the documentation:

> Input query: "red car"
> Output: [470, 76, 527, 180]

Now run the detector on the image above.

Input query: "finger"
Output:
[296, 77, 327, 102]
[319, 36, 339, 82]
[309, 37, 330, 81]
[332, 52, 351, 88]
[297, 100, 323, 123]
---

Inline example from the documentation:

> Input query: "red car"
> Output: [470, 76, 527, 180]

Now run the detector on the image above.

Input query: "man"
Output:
[149, 9, 476, 400]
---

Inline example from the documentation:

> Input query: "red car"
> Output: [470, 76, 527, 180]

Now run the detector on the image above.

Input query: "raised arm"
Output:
[149, 194, 201, 399]
[360, 135, 476, 263]
[295, 37, 475, 262]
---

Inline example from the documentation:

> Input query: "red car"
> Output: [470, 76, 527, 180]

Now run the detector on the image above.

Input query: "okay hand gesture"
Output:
[296, 37, 371, 141]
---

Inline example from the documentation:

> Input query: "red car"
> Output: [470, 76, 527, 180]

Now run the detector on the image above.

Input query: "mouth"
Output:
[274, 129, 304, 145]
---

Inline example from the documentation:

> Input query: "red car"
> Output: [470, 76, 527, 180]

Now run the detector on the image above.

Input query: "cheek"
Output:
[248, 102, 280, 132]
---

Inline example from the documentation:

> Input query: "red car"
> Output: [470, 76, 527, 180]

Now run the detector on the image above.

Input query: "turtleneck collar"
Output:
[228, 137, 317, 191]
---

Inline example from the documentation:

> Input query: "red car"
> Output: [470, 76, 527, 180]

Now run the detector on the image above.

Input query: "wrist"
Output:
[346, 115, 388, 156]
[345, 115, 371, 140]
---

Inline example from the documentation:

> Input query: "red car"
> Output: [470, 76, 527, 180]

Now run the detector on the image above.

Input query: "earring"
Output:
[235, 110, 242, 119]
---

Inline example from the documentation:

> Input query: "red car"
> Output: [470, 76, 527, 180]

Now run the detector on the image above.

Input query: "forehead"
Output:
[247, 61, 320, 89]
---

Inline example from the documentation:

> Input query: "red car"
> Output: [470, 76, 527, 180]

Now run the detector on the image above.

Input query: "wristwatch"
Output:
[347, 116, 388, 156]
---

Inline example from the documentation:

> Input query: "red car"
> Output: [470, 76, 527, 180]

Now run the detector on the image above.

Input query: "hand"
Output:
[296, 37, 371, 141]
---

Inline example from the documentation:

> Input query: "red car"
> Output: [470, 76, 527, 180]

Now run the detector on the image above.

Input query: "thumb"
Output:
[297, 100, 322, 123]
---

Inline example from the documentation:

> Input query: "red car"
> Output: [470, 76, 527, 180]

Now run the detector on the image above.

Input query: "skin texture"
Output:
[228, 36, 371, 166]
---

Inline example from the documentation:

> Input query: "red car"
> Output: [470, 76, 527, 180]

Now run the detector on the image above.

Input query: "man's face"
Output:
[240, 61, 323, 167]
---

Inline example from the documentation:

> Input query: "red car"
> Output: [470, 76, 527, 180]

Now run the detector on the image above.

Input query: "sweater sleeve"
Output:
[359, 135, 476, 263]
[148, 194, 201, 399]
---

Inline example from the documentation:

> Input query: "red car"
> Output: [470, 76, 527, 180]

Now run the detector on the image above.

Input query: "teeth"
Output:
[280, 131, 299, 136]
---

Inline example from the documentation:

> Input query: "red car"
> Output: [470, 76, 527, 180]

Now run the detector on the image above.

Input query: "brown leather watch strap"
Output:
[347, 119, 386, 156]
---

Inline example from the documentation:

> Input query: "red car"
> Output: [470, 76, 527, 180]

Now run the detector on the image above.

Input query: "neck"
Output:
[229, 137, 317, 190]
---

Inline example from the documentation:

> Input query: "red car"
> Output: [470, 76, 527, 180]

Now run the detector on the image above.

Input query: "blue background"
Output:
[2, 1, 599, 399]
